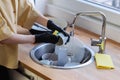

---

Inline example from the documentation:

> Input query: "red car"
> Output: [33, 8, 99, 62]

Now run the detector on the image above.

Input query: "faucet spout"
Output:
[69, 11, 106, 53]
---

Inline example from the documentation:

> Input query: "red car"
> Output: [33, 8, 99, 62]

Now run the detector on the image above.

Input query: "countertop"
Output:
[18, 27, 120, 80]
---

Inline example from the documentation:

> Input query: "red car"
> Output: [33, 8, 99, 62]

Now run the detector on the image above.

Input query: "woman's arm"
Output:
[35, 14, 49, 27]
[0, 33, 35, 44]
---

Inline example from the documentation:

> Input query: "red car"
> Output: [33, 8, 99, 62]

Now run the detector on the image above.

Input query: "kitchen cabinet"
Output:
[24, 69, 44, 80]
[37, 76, 44, 80]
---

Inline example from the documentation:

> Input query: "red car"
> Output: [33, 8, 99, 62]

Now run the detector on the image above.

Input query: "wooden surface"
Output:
[18, 27, 120, 80]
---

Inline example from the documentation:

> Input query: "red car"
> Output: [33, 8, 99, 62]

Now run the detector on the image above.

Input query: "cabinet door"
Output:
[24, 69, 44, 80]
[37, 76, 45, 80]
[24, 69, 38, 80]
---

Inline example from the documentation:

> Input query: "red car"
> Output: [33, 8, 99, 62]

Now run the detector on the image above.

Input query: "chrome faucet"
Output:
[69, 11, 106, 53]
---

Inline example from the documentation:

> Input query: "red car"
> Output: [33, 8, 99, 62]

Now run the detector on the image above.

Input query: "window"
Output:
[84, 0, 120, 11]
[76, 0, 120, 26]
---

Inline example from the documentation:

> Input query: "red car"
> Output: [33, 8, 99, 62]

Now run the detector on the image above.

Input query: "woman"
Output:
[0, 0, 69, 80]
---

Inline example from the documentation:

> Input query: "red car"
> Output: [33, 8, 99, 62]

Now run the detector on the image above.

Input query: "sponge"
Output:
[95, 53, 114, 69]
[53, 30, 59, 36]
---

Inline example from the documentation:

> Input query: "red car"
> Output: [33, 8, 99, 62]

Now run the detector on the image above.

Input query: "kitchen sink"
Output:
[30, 43, 94, 69]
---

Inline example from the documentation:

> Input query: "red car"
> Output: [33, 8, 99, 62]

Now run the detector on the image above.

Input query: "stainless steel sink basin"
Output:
[30, 43, 94, 69]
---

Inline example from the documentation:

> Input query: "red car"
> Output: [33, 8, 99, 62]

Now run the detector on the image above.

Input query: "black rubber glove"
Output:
[47, 20, 70, 44]
[35, 32, 59, 44]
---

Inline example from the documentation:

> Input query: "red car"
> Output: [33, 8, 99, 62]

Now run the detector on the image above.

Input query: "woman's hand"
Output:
[47, 20, 70, 44]
[34, 32, 59, 44]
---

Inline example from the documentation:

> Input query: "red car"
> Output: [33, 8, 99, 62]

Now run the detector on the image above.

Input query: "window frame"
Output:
[76, 0, 120, 26]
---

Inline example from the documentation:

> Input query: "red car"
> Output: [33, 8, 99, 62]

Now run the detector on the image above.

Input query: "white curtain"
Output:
[35, 0, 48, 14]
[28, 0, 48, 14]
[29, 0, 35, 7]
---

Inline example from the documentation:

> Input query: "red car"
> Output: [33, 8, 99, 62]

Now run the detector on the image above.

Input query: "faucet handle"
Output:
[91, 38, 106, 53]
[90, 38, 101, 46]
